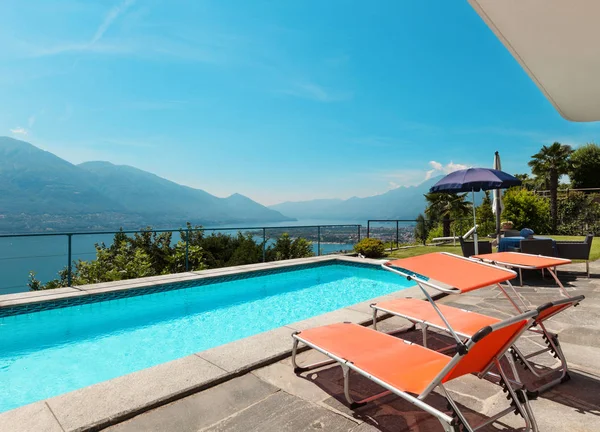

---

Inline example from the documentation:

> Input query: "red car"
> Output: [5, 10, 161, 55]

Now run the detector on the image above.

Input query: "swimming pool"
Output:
[0, 261, 412, 413]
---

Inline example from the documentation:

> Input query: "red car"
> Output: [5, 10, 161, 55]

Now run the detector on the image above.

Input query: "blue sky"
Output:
[1, 0, 599, 205]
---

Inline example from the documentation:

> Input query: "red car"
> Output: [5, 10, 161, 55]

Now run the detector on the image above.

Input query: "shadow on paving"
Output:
[539, 370, 600, 417]
[295, 328, 525, 432]
[297, 365, 514, 432]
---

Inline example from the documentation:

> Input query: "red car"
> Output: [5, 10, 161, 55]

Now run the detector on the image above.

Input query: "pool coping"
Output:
[0, 255, 441, 432]
[0, 255, 365, 314]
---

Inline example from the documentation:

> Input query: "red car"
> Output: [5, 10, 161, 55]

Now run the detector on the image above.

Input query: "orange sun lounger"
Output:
[292, 311, 539, 432]
[473, 251, 572, 290]
[372, 296, 584, 394]
[378, 252, 584, 394]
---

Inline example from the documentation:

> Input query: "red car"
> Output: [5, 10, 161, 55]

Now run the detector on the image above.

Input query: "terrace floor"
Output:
[105, 260, 600, 432]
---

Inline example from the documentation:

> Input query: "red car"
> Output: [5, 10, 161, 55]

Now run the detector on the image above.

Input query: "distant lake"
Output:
[0, 219, 366, 295]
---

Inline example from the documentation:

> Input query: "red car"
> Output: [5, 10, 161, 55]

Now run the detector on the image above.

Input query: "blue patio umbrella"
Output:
[429, 168, 521, 254]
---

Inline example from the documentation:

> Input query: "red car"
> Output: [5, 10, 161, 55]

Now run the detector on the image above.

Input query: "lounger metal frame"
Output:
[379, 252, 583, 394]
[372, 296, 584, 394]
[292, 311, 539, 432]
[470, 252, 583, 393]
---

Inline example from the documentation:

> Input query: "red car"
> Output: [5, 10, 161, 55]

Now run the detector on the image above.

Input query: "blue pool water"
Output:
[0, 263, 411, 412]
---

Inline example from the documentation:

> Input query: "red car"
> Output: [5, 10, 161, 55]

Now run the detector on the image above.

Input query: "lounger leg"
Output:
[505, 356, 539, 432]
[497, 282, 527, 313]
[292, 336, 337, 373]
[546, 268, 570, 298]
[439, 385, 473, 432]
[422, 324, 428, 348]
[341, 364, 369, 409]
[291, 338, 300, 371]
[372, 306, 378, 330]
[495, 358, 536, 432]
[520, 268, 523, 286]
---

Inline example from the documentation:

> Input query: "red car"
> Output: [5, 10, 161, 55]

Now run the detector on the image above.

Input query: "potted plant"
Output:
[501, 220, 514, 230]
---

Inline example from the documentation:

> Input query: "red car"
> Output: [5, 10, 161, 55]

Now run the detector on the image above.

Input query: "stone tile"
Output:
[106, 374, 277, 432]
[198, 326, 296, 373]
[0, 401, 63, 432]
[349, 423, 380, 431]
[287, 308, 372, 331]
[203, 391, 358, 432]
[555, 326, 600, 348]
[559, 342, 600, 374]
[47, 355, 228, 432]
[252, 360, 334, 403]
[441, 374, 500, 413]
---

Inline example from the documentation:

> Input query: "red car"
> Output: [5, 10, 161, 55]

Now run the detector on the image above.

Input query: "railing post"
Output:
[396, 221, 399, 249]
[262, 228, 266, 262]
[67, 234, 72, 287]
[367, 221, 370, 238]
[317, 226, 321, 256]
[185, 228, 190, 271]
[357, 225, 361, 242]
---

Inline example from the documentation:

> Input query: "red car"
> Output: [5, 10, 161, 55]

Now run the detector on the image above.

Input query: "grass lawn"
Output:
[386, 235, 599, 262]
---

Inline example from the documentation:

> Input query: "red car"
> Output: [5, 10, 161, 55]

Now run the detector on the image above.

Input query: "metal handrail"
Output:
[0, 223, 363, 291]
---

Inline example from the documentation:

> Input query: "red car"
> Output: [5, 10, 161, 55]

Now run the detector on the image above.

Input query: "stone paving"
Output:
[106, 261, 600, 432]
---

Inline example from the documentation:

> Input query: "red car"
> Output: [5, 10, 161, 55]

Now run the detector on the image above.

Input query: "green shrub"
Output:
[414, 214, 429, 245]
[503, 188, 550, 234]
[354, 238, 386, 258]
[427, 223, 443, 242]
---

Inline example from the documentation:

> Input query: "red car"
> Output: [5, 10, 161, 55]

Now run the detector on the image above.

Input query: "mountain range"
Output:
[0, 137, 292, 233]
[269, 177, 444, 221]
[0, 136, 472, 234]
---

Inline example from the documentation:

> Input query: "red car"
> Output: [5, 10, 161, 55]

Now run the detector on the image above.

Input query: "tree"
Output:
[268, 233, 314, 260]
[528, 142, 573, 233]
[229, 233, 264, 265]
[28, 225, 317, 290]
[513, 173, 544, 191]
[569, 143, 600, 189]
[557, 191, 600, 235]
[424, 193, 472, 237]
[502, 188, 550, 234]
[414, 213, 429, 245]
[476, 191, 495, 236]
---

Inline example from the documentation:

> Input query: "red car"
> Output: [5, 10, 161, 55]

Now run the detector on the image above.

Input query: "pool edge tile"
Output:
[45, 354, 229, 432]
[286, 308, 373, 331]
[0, 256, 366, 317]
[196, 326, 297, 374]
[0, 401, 63, 432]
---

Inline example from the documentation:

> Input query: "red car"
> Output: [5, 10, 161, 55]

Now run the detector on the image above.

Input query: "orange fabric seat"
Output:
[375, 298, 500, 337]
[297, 322, 451, 395]
[386, 253, 516, 293]
[473, 252, 571, 269]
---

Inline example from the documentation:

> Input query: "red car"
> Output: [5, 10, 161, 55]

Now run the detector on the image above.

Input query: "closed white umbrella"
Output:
[492, 151, 504, 241]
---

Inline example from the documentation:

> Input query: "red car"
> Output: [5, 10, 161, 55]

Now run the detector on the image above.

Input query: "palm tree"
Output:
[528, 142, 573, 233]
[424, 193, 472, 237]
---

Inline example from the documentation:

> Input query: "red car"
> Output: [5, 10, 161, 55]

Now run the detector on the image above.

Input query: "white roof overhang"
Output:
[468, 0, 600, 122]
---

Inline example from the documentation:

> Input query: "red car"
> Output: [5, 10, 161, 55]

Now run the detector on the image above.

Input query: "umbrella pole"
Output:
[472, 189, 478, 254]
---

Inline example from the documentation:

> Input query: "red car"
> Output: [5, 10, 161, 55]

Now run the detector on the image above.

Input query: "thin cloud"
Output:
[32, 42, 130, 57]
[28, 115, 36, 128]
[10, 127, 28, 136]
[91, 0, 136, 45]
[121, 100, 188, 111]
[280, 82, 352, 102]
[425, 160, 468, 180]
[28, 0, 136, 57]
